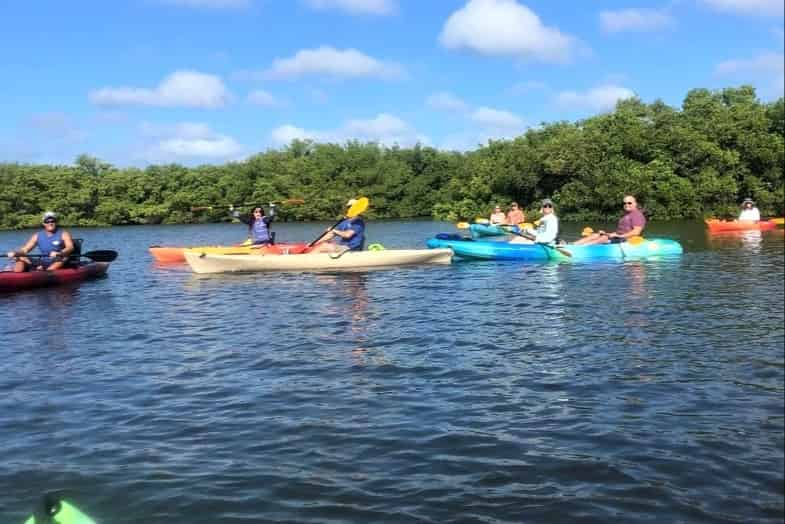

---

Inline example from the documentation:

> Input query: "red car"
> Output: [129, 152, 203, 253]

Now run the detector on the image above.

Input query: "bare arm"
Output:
[59, 231, 74, 257]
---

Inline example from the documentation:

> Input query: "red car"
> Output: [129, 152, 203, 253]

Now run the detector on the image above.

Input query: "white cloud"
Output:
[716, 52, 785, 96]
[302, 0, 397, 15]
[89, 71, 231, 108]
[271, 113, 426, 147]
[426, 92, 470, 112]
[247, 89, 278, 106]
[600, 8, 675, 32]
[439, 0, 577, 63]
[159, 0, 251, 8]
[265, 46, 404, 79]
[701, 0, 784, 16]
[140, 122, 243, 160]
[470, 107, 524, 128]
[555, 84, 636, 111]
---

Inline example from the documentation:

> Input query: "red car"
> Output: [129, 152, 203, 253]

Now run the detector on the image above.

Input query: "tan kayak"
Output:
[184, 248, 453, 273]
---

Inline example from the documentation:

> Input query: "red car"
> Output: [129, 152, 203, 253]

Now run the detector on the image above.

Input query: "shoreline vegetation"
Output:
[1, 86, 782, 231]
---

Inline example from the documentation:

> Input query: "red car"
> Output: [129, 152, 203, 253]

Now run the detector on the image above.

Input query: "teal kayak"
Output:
[427, 234, 683, 262]
[469, 223, 517, 238]
[24, 495, 95, 524]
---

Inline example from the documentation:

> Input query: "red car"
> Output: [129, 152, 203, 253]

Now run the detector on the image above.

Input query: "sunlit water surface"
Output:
[1, 220, 783, 523]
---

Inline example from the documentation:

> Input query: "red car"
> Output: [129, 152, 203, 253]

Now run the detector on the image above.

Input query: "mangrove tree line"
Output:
[1, 86, 782, 230]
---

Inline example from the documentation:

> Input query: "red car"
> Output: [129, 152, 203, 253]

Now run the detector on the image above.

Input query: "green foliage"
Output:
[0, 86, 782, 230]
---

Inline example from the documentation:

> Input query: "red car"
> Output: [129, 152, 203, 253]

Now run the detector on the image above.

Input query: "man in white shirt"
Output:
[738, 198, 761, 221]
[510, 199, 559, 244]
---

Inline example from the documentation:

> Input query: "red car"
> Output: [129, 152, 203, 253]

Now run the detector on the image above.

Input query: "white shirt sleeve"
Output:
[534, 215, 559, 244]
[739, 208, 760, 221]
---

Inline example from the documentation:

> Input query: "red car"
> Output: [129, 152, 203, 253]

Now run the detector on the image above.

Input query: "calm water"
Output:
[1, 220, 783, 523]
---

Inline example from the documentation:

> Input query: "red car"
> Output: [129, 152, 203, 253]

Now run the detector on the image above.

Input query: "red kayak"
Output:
[0, 262, 109, 293]
[705, 219, 778, 232]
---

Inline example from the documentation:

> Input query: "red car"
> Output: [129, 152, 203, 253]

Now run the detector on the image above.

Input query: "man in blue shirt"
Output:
[313, 199, 366, 253]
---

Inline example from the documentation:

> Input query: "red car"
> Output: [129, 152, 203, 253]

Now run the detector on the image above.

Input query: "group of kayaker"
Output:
[231, 198, 366, 254]
[489, 202, 526, 226]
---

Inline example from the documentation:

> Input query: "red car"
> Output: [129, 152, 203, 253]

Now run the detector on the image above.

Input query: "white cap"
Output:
[42, 211, 57, 222]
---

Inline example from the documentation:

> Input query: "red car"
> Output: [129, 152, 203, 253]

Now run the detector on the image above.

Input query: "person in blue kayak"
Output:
[510, 198, 559, 244]
[573, 194, 646, 245]
[313, 198, 366, 253]
[6, 211, 75, 272]
[231, 203, 276, 245]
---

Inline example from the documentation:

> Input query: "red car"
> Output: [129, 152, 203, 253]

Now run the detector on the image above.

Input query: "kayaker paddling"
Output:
[6, 212, 75, 272]
[312, 198, 367, 253]
[574, 195, 646, 245]
[738, 198, 760, 221]
[510, 199, 559, 244]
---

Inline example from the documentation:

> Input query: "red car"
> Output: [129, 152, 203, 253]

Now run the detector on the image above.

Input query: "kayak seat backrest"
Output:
[270, 231, 276, 245]
[69, 238, 83, 263]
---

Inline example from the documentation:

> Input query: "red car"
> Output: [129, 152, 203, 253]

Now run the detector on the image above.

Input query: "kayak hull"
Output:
[150, 243, 307, 263]
[705, 219, 778, 232]
[426, 237, 683, 262]
[184, 248, 453, 274]
[469, 223, 516, 237]
[0, 262, 109, 293]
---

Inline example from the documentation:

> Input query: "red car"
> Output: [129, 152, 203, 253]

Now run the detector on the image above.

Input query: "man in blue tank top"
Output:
[6, 211, 75, 272]
[313, 199, 366, 253]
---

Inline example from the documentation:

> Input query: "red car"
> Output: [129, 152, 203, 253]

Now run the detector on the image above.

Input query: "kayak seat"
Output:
[270, 231, 276, 245]
[68, 238, 83, 265]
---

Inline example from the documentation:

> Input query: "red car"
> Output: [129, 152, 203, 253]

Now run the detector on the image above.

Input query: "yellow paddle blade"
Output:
[581, 227, 594, 236]
[456, 222, 470, 229]
[519, 222, 533, 229]
[474, 218, 490, 225]
[772, 217, 784, 225]
[346, 197, 369, 218]
[533, 219, 541, 226]
[628, 236, 645, 245]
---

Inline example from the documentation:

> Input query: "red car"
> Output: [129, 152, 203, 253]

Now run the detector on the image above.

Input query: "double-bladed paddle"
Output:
[191, 198, 305, 212]
[2, 250, 118, 263]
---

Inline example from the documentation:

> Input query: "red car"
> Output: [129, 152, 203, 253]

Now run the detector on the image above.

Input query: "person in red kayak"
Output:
[231, 203, 276, 245]
[738, 198, 761, 221]
[573, 195, 646, 245]
[6, 211, 75, 272]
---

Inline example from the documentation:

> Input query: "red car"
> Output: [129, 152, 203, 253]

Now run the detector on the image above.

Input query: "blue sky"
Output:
[2, 0, 783, 166]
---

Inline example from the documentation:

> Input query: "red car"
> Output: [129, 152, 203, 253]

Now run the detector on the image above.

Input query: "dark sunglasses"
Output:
[542, 204, 553, 208]
[623, 201, 634, 205]
[43, 219, 56, 224]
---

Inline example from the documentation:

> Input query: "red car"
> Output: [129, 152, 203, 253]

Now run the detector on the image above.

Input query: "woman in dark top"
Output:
[232, 204, 275, 245]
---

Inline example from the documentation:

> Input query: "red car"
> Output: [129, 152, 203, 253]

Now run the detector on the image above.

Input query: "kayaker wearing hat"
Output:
[312, 199, 366, 253]
[510, 199, 559, 244]
[574, 195, 646, 245]
[6, 211, 75, 272]
[738, 198, 760, 221]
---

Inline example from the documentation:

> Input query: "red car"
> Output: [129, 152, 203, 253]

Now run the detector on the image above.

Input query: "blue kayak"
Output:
[469, 223, 517, 238]
[426, 235, 683, 262]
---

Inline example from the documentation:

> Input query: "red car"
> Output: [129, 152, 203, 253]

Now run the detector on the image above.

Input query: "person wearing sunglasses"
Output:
[231, 203, 276, 246]
[6, 211, 75, 272]
[574, 195, 646, 245]
[506, 202, 526, 226]
[489, 205, 507, 225]
[738, 198, 760, 221]
[511, 199, 559, 244]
